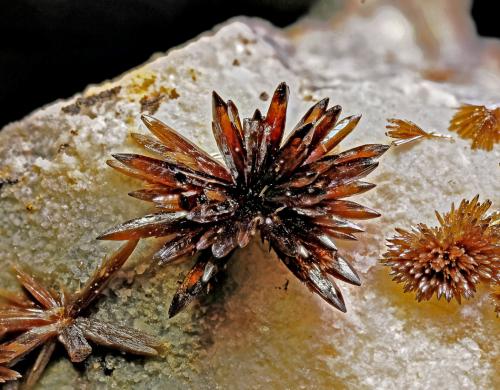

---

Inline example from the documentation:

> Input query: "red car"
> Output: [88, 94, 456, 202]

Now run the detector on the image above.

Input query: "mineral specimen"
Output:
[0, 240, 160, 387]
[382, 195, 499, 302]
[1, 1, 499, 388]
[99, 82, 389, 316]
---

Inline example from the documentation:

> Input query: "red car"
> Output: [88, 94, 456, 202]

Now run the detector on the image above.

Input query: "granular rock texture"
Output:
[0, 0, 499, 388]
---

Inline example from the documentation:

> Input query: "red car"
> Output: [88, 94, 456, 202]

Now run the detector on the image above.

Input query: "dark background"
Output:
[0, 0, 498, 129]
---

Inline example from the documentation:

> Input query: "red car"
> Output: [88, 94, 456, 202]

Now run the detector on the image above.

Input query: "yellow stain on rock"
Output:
[127, 70, 158, 95]
[124, 69, 180, 114]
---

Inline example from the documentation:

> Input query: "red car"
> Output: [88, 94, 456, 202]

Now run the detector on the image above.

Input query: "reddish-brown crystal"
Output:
[0, 365, 20, 384]
[100, 82, 388, 316]
[0, 240, 161, 387]
[382, 196, 500, 303]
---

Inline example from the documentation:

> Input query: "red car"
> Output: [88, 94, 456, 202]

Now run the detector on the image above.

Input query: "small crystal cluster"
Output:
[382, 196, 499, 303]
[0, 240, 161, 387]
[99, 82, 389, 316]
[385, 118, 453, 146]
[449, 104, 500, 151]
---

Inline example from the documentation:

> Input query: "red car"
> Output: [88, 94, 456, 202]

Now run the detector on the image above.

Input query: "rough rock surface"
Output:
[0, 1, 499, 388]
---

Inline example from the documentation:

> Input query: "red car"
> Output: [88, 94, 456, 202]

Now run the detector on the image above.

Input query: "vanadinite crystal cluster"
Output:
[99, 82, 388, 316]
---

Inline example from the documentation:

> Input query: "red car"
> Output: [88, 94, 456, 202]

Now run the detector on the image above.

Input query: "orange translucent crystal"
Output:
[449, 104, 500, 151]
[386, 118, 453, 146]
